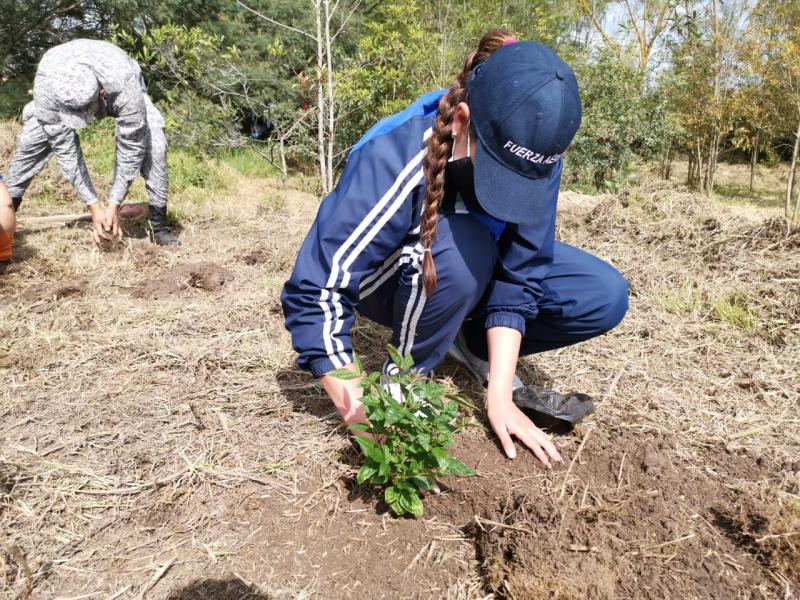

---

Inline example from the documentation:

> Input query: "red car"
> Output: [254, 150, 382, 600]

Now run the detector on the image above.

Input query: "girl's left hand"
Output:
[484, 326, 562, 467]
[487, 388, 562, 468]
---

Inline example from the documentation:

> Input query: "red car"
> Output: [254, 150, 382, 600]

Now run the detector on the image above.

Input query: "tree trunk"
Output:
[749, 135, 758, 192]
[314, 0, 328, 196]
[705, 0, 720, 198]
[690, 141, 704, 190]
[279, 136, 289, 200]
[786, 119, 800, 224]
[323, 0, 335, 191]
[660, 145, 672, 180]
[793, 179, 800, 230]
[704, 133, 720, 196]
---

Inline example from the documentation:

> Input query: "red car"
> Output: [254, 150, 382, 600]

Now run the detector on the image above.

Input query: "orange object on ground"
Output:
[0, 230, 13, 262]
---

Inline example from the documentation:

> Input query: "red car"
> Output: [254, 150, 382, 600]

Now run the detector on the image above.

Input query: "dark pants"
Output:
[357, 213, 628, 373]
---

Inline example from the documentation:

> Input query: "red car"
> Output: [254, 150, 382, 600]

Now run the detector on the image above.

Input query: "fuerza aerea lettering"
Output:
[503, 140, 562, 165]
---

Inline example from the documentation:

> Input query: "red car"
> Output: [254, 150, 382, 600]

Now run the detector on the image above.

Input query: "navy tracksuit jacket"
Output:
[281, 90, 628, 377]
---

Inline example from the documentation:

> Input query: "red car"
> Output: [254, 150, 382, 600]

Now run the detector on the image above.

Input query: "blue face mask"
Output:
[445, 136, 507, 242]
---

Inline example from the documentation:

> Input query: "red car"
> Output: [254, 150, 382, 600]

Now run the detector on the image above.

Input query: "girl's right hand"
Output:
[319, 366, 370, 434]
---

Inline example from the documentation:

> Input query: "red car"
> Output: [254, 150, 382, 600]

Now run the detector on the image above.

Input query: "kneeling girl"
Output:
[282, 30, 628, 466]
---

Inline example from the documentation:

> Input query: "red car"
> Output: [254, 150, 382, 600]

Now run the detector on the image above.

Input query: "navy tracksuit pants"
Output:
[357, 213, 628, 374]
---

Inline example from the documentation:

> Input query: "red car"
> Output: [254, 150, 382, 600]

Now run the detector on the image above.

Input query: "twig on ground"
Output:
[136, 559, 175, 599]
[558, 426, 594, 502]
[6, 543, 33, 599]
[474, 515, 535, 536]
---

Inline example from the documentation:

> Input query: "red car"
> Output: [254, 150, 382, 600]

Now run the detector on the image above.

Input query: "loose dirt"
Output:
[1, 165, 797, 599]
[129, 261, 234, 299]
[430, 427, 791, 600]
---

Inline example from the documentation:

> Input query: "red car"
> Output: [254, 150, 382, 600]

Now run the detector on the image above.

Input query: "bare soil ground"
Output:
[1, 138, 798, 599]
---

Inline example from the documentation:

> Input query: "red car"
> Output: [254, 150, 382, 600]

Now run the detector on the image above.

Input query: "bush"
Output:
[566, 54, 647, 190]
[114, 24, 242, 153]
[333, 348, 476, 518]
[168, 150, 223, 193]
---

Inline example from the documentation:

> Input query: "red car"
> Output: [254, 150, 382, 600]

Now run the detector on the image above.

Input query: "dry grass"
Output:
[0, 125, 798, 599]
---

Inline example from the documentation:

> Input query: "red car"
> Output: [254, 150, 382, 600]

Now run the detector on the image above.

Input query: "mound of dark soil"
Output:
[166, 578, 269, 600]
[130, 262, 233, 299]
[19, 281, 86, 302]
[427, 427, 795, 599]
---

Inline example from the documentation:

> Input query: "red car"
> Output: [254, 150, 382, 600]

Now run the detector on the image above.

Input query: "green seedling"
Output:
[331, 346, 477, 518]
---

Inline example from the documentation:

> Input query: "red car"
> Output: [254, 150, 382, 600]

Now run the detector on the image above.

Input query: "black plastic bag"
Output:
[512, 385, 595, 433]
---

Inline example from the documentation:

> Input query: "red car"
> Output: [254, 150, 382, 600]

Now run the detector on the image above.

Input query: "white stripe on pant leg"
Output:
[398, 271, 422, 359]
[330, 167, 426, 365]
[360, 259, 404, 299]
[359, 247, 403, 291]
[359, 244, 418, 292]
[320, 128, 432, 367]
[360, 245, 421, 299]
[403, 282, 428, 358]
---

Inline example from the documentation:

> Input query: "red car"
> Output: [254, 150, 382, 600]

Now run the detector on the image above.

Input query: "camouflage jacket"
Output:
[33, 39, 164, 204]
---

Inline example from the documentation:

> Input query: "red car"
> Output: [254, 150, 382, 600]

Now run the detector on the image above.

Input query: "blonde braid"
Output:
[421, 28, 517, 296]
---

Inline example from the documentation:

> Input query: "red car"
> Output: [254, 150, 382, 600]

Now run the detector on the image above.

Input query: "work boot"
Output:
[0, 230, 12, 263]
[148, 205, 180, 246]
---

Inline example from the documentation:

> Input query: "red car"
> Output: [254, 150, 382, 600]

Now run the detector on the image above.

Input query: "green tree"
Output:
[746, 0, 800, 226]
[113, 24, 244, 152]
[566, 53, 644, 189]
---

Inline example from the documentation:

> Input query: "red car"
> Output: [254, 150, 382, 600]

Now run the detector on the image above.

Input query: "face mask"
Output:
[445, 131, 507, 242]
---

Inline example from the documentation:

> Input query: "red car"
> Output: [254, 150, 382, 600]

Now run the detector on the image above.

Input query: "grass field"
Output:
[1, 121, 798, 599]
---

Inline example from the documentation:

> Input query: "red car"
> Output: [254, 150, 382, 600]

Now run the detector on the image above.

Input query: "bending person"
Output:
[6, 39, 178, 246]
[281, 31, 629, 466]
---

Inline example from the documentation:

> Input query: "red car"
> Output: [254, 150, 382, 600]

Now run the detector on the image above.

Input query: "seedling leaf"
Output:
[357, 463, 378, 484]
[353, 435, 383, 463]
[329, 368, 361, 380]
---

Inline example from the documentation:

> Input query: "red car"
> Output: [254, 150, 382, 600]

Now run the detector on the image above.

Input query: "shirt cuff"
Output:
[485, 311, 527, 336]
[309, 353, 352, 378]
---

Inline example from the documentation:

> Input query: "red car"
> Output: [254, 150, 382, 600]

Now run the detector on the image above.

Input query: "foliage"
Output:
[331, 347, 476, 518]
[335, 0, 583, 157]
[713, 295, 756, 330]
[334, 2, 433, 157]
[112, 24, 244, 153]
[566, 53, 646, 190]
[4, 0, 800, 193]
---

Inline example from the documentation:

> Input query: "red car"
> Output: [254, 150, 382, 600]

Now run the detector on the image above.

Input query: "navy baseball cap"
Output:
[467, 41, 581, 225]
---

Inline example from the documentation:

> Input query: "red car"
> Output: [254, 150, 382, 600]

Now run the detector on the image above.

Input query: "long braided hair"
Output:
[420, 28, 517, 296]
